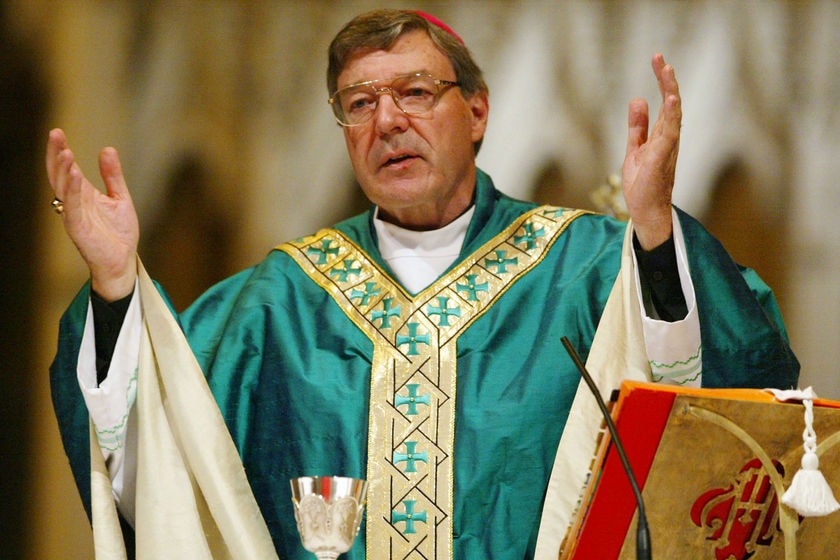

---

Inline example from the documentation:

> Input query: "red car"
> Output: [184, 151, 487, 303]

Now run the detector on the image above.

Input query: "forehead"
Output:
[337, 30, 456, 89]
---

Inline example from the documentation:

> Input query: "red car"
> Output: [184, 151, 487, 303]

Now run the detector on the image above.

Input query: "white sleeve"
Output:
[633, 209, 703, 387]
[77, 281, 141, 527]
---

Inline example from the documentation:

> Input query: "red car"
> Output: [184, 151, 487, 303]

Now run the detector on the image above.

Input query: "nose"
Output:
[373, 89, 410, 136]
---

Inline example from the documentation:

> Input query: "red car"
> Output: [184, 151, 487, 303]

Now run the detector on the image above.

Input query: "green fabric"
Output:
[50, 169, 799, 559]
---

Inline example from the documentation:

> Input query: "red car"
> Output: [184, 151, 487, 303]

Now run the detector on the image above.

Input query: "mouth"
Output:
[381, 151, 421, 169]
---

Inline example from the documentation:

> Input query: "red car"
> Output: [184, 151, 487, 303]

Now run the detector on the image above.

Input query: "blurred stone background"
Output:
[2, 1, 838, 557]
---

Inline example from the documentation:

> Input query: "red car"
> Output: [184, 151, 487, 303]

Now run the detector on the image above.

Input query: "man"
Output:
[47, 9, 798, 559]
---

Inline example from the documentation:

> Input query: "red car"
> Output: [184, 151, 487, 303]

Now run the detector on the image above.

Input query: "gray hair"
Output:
[327, 9, 488, 100]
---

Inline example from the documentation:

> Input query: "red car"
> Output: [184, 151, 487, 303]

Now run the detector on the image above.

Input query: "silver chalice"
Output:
[290, 476, 367, 560]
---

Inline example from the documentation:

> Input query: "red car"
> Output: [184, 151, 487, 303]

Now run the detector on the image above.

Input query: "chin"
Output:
[366, 175, 430, 201]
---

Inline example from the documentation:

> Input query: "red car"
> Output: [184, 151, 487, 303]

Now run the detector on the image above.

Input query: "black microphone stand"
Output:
[561, 336, 652, 560]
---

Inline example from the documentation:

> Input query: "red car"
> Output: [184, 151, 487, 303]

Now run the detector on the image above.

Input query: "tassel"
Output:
[782, 449, 840, 517]
[773, 390, 840, 517]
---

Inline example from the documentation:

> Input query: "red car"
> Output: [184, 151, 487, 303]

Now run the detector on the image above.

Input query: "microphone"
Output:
[561, 336, 652, 560]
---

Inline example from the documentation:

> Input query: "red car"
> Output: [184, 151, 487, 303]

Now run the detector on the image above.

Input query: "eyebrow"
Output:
[337, 69, 438, 91]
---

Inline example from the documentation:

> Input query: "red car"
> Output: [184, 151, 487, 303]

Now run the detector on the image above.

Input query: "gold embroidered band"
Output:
[277, 206, 585, 559]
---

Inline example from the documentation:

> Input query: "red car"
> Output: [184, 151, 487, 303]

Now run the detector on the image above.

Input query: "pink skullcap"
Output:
[412, 10, 464, 44]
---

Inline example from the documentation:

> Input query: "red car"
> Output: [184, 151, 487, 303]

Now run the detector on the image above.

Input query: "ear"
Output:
[467, 91, 489, 144]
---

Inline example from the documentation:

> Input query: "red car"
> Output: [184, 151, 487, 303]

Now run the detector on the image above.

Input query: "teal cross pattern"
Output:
[542, 207, 565, 219]
[393, 441, 428, 473]
[426, 296, 461, 327]
[395, 384, 430, 416]
[329, 259, 362, 282]
[396, 322, 430, 356]
[456, 273, 489, 302]
[391, 500, 427, 535]
[514, 221, 545, 251]
[371, 297, 400, 329]
[484, 250, 518, 274]
[350, 281, 380, 306]
[306, 238, 340, 265]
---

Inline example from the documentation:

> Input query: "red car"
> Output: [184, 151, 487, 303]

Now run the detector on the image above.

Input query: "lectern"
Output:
[561, 382, 840, 560]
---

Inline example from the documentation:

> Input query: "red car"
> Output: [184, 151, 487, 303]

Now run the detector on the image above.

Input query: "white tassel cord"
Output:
[769, 388, 840, 517]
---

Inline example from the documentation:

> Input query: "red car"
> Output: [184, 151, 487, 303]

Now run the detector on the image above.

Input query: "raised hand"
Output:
[46, 128, 139, 301]
[622, 53, 682, 250]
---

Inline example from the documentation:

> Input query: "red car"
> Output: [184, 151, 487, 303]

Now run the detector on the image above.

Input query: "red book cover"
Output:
[564, 383, 675, 559]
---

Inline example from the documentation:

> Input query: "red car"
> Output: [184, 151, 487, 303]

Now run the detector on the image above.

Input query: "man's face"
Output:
[336, 30, 489, 230]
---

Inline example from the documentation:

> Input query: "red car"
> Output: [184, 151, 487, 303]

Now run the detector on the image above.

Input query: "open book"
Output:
[559, 381, 840, 560]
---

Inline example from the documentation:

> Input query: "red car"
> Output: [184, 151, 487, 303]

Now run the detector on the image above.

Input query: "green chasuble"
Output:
[50, 169, 799, 559]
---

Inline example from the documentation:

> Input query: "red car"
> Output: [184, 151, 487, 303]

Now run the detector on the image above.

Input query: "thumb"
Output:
[98, 146, 131, 200]
[626, 97, 649, 155]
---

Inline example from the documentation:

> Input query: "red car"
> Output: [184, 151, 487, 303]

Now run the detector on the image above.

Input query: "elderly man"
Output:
[48, 9, 798, 559]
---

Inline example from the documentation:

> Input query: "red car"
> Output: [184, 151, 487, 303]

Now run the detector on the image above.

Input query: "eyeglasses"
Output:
[329, 73, 460, 127]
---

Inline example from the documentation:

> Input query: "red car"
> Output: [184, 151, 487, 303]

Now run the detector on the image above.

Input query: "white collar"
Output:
[373, 206, 475, 293]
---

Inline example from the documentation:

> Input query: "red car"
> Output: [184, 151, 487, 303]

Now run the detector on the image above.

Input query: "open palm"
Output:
[47, 128, 139, 301]
[622, 54, 682, 250]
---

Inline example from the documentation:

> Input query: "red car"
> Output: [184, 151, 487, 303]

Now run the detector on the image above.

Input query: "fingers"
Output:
[626, 54, 680, 153]
[53, 147, 82, 204]
[652, 53, 679, 104]
[46, 128, 68, 189]
[651, 53, 682, 139]
[47, 129, 131, 207]
[47, 128, 87, 207]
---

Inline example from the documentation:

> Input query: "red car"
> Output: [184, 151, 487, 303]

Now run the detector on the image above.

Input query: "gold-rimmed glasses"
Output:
[329, 72, 459, 127]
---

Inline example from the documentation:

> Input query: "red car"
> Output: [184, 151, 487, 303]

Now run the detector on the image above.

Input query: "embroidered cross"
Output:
[396, 322, 430, 356]
[393, 441, 428, 473]
[542, 207, 566, 218]
[395, 384, 430, 416]
[514, 222, 545, 251]
[371, 297, 400, 329]
[329, 259, 362, 282]
[350, 282, 380, 306]
[456, 274, 489, 302]
[392, 500, 427, 535]
[307, 239, 340, 265]
[426, 296, 461, 327]
[484, 250, 518, 274]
